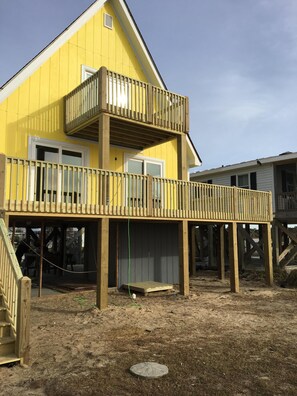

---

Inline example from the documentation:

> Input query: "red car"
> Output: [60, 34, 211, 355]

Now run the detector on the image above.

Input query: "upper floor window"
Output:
[81, 65, 97, 82]
[104, 13, 113, 29]
[231, 172, 257, 190]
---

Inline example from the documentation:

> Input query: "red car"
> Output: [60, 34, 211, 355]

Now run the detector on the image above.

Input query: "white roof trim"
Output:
[0, 0, 165, 103]
[192, 152, 297, 177]
[186, 135, 201, 168]
[113, 0, 165, 88]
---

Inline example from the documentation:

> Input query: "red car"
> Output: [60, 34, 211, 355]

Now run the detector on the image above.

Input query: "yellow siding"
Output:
[0, 2, 178, 180]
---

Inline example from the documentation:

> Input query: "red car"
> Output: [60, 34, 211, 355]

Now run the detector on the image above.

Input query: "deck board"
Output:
[123, 281, 173, 295]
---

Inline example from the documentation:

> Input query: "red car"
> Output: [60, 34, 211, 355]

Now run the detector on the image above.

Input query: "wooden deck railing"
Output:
[276, 192, 297, 212]
[0, 218, 31, 363]
[64, 67, 189, 134]
[2, 156, 272, 223]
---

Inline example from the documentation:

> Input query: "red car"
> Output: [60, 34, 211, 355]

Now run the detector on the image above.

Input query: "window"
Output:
[125, 155, 164, 207]
[231, 172, 257, 190]
[81, 65, 97, 82]
[238, 174, 249, 189]
[104, 13, 113, 29]
[29, 137, 89, 204]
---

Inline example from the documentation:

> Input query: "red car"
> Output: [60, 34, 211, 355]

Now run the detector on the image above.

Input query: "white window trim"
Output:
[237, 173, 250, 189]
[28, 137, 90, 203]
[124, 153, 165, 177]
[103, 13, 113, 29]
[81, 65, 97, 82]
[28, 136, 90, 166]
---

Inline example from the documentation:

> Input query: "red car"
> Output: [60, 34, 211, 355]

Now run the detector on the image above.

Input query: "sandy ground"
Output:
[1, 272, 297, 396]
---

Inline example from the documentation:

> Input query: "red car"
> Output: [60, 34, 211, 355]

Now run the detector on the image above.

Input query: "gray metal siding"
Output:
[118, 222, 179, 286]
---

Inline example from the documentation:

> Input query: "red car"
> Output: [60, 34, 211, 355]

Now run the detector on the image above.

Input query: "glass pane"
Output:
[146, 162, 161, 177]
[62, 151, 82, 197]
[238, 174, 249, 188]
[128, 159, 143, 174]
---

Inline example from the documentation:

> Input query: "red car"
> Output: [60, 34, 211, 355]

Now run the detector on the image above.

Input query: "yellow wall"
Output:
[0, 2, 178, 180]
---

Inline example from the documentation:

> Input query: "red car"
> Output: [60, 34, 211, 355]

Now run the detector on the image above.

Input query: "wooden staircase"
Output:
[0, 293, 20, 365]
[0, 218, 31, 366]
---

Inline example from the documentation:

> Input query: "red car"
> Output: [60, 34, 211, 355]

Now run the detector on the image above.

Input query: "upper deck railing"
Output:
[1, 156, 272, 223]
[64, 67, 189, 134]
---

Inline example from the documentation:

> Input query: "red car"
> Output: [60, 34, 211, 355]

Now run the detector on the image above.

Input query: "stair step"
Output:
[0, 321, 12, 337]
[0, 336, 15, 355]
[0, 354, 20, 366]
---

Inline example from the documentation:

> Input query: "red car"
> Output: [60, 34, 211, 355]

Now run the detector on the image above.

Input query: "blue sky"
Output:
[1, 0, 297, 171]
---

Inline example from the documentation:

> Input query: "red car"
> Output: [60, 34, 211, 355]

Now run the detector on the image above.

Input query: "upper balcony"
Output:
[64, 67, 189, 150]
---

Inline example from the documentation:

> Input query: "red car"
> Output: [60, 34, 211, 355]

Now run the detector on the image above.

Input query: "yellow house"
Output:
[0, 0, 273, 365]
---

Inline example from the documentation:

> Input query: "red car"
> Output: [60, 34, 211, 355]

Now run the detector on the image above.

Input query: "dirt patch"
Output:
[1, 273, 297, 395]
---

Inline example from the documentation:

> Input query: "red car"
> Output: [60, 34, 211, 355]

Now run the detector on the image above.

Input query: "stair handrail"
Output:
[0, 218, 31, 364]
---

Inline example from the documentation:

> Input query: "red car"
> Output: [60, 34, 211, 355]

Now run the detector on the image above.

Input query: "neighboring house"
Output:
[191, 151, 297, 268]
[0, 0, 273, 365]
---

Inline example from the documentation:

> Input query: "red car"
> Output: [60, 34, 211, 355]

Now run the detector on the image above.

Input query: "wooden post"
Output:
[0, 153, 6, 210]
[177, 134, 187, 181]
[228, 222, 239, 293]
[190, 225, 196, 276]
[97, 218, 109, 309]
[146, 83, 153, 124]
[98, 66, 107, 112]
[38, 222, 45, 297]
[147, 175, 153, 217]
[238, 228, 245, 271]
[208, 225, 214, 268]
[184, 96, 190, 133]
[233, 187, 238, 221]
[98, 113, 110, 169]
[218, 224, 225, 280]
[16, 276, 31, 365]
[272, 220, 280, 269]
[179, 220, 189, 296]
[263, 222, 273, 286]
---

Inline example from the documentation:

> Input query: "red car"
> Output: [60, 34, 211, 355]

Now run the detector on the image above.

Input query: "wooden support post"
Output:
[228, 222, 239, 293]
[38, 222, 45, 297]
[199, 226, 204, 262]
[177, 134, 188, 181]
[218, 224, 225, 280]
[98, 113, 110, 169]
[208, 225, 214, 268]
[190, 225, 196, 276]
[16, 276, 31, 365]
[98, 66, 107, 112]
[179, 220, 189, 296]
[184, 96, 190, 133]
[263, 222, 273, 286]
[272, 220, 280, 269]
[97, 218, 109, 309]
[238, 228, 245, 271]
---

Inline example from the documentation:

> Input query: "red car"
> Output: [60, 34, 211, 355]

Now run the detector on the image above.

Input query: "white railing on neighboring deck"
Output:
[277, 192, 297, 212]
[3, 156, 272, 223]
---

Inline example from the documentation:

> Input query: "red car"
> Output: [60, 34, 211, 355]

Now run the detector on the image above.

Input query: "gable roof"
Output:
[0, 0, 200, 168]
[191, 151, 297, 178]
[0, 0, 165, 102]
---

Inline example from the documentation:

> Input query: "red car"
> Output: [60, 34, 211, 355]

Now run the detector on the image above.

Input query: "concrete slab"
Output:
[130, 362, 169, 378]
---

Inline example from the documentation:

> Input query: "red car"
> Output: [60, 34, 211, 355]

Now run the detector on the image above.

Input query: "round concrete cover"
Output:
[130, 362, 169, 378]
